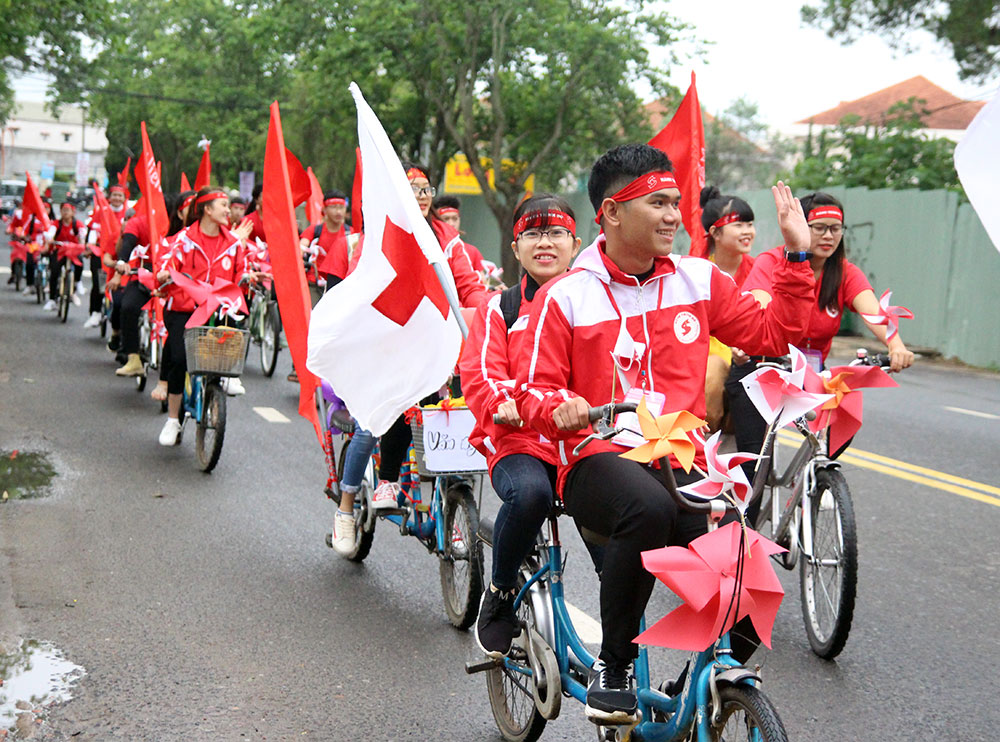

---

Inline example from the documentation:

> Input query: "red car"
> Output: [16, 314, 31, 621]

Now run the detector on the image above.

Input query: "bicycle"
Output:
[33, 247, 48, 305]
[317, 392, 486, 630]
[54, 241, 86, 323]
[8, 235, 26, 291]
[471, 401, 788, 742]
[751, 349, 892, 660]
[135, 304, 165, 395]
[246, 279, 282, 377]
[180, 324, 250, 473]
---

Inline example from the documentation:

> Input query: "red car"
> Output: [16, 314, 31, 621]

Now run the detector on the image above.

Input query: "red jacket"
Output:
[515, 236, 815, 494]
[460, 274, 556, 476]
[161, 222, 248, 313]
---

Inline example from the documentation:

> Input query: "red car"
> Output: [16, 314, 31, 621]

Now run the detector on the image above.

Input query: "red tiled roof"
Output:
[797, 75, 984, 130]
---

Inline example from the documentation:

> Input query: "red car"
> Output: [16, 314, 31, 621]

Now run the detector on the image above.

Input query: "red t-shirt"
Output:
[247, 210, 265, 242]
[301, 222, 350, 282]
[743, 246, 872, 361]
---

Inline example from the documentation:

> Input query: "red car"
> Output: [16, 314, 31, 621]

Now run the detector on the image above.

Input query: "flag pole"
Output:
[431, 262, 469, 338]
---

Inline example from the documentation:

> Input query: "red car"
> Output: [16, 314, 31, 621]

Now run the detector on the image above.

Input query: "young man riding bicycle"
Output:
[514, 143, 817, 725]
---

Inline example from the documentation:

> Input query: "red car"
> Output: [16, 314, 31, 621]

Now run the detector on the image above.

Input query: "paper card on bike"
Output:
[418, 408, 488, 473]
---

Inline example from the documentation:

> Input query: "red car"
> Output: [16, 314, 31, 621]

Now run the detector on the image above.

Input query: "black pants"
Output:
[726, 360, 770, 493]
[89, 257, 104, 313]
[110, 286, 124, 332]
[120, 281, 151, 355]
[49, 255, 61, 300]
[25, 252, 36, 286]
[563, 453, 759, 668]
[162, 310, 193, 395]
[377, 393, 441, 482]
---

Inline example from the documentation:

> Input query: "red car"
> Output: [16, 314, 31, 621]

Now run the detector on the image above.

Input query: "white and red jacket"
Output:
[160, 222, 248, 313]
[515, 236, 815, 494]
[460, 274, 557, 476]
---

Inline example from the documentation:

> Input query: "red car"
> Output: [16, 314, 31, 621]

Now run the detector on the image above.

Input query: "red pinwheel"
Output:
[803, 364, 898, 454]
[636, 522, 786, 652]
[740, 346, 833, 429]
[168, 268, 248, 328]
[55, 241, 87, 267]
[679, 431, 762, 513]
[861, 289, 913, 340]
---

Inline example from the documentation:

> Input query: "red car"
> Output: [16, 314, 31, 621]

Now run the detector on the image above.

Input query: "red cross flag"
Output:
[955, 85, 1000, 253]
[306, 82, 463, 436]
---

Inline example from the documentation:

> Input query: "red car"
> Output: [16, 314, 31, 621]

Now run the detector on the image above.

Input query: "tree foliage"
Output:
[703, 98, 795, 192]
[801, 0, 1000, 82]
[786, 98, 962, 193]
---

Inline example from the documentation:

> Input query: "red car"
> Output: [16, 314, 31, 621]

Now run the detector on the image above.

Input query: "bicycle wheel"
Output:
[195, 381, 227, 473]
[485, 574, 548, 742]
[439, 479, 484, 629]
[799, 468, 857, 660]
[58, 269, 71, 322]
[260, 305, 280, 378]
[708, 684, 788, 742]
[135, 315, 150, 392]
[100, 297, 109, 338]
[12, 260, 22, 291]
[333, 437, 376, 562]
[35, 273, 43, 304]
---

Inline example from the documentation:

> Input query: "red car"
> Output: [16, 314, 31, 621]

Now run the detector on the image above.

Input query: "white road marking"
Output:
[0, 267, 10, 274]
[943, 406, 999, 420]
[253, 406, 290, 423]
[565, 601, 603, 645]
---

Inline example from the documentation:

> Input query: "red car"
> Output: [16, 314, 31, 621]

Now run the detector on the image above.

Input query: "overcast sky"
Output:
[657, 0, 998, 130]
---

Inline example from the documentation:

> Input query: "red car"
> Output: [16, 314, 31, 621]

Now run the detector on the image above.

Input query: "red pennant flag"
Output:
[194, 143, 212, 190]
[648, 72, 707, 257]
[180, 172, 191, 192]
[262, 102, 321, 442]
[23, 172, 51, 232]
[135, 124, 169, 254]
[283, 147, 312, 207]
[117, 157, 132, 190]
[351, 147, 363, 233]
[305, 166, 323, 226]
[93, 186, 121, 262]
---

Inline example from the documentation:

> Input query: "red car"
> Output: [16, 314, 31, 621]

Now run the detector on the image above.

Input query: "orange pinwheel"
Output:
[819, 371, 853, 410]
[618, 397, 705, 472]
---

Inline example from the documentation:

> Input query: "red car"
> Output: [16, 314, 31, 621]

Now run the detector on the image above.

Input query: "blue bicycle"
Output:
[470, 402, 788, 742]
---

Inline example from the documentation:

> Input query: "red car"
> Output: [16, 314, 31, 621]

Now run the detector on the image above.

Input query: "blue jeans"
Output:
[341, 427, 376, 495]
[490, 455, 558, 591]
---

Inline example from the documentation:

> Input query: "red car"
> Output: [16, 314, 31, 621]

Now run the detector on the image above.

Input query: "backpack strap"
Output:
[313, 223, 322, 241]
[499, 283, 522, 331]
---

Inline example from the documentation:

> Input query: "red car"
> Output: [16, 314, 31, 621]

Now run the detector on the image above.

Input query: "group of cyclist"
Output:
[6, 138, 914, 728]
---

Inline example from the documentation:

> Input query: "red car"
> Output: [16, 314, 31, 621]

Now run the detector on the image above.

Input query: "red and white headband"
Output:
[514, 210, 576, 237]
[594, 171, 679, 224]
[180, 194, 197, 212]
[807, 206, 843, 222]
[324, 197, 346, 206]
[711, 211, 744, 229]
[109, 185, 129, 195]
[196, 190, 228, 205]
[437, 207, 459, 217]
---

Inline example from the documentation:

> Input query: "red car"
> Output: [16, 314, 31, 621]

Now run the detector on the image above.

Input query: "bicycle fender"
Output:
[527, 627, 562, 720]
[713, 667, 761, 687]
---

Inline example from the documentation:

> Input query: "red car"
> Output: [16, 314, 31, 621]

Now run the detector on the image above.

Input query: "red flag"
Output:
[194, 143, 211, 190]
[648, 72, 706, 257]
[117, 157, 132, 190]
[23, 172, 51, 232]
[93, 186, 121, 262]
[284, 147, 312, 207]
[305, 166, 323, 225]
[262, 102, 321, 442]
[180, 172, 191, 192]
[351, 147, 363, 233]
[135, 124, 169, 256]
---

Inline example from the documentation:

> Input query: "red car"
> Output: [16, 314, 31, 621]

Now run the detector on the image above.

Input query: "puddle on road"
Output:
[0, 450, 56, 500]
[0, 639, 85, 725]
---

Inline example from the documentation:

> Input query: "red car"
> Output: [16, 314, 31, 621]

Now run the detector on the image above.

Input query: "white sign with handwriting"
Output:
[420, 408, 487, 472]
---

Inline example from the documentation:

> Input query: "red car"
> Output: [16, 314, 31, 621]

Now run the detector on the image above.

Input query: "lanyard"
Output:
[599, 276, 664, 395]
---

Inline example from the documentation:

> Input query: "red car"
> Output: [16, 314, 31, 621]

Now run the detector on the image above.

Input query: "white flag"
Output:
[954, 85, 1000, 253]
[306, 83, 463, 436]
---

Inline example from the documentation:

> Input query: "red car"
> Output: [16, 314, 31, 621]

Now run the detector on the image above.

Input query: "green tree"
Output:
[786, 98, 962, 193]
[0, 0, 105, 124]
[704, 98, 795, 192]
[801, 0, 1000, 82]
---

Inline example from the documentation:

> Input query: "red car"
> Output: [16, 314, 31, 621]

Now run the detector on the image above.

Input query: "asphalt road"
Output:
[1, 241, 999, 741]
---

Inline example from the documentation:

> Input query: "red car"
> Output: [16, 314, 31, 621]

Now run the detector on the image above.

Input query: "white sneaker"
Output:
[158, 417, 182, 446]
[370, 480, 401, 510]
[331, 510, 357, 556]
[76, 282, 87, 297]
[22, 286, 33, 296]
[221, 377, 245, 396]
[43, 299, 57, 311]
[71, 292, 81, 306]
[83, 311, 101, 328]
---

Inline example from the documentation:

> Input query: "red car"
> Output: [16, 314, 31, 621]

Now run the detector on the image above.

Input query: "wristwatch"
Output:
[783, 250, 810, 262]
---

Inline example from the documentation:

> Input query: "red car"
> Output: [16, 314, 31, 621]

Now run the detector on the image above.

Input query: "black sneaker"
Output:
[107, 334, 121, 352]
[474, 587, 518, 658]
[585, 660, 637, 724]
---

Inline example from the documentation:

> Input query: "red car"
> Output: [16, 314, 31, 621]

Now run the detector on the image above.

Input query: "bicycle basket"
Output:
[410, 406, 488, 477]
[184, 326, 250, 377]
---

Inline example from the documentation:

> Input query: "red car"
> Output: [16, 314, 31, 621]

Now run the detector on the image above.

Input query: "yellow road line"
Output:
[774, 430, 1000, 508]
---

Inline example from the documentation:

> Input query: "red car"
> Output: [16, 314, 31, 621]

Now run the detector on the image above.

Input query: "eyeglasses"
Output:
[519, 228, 574, 243]
[411, 185, 436, 197]
[808, 223, 844, 237]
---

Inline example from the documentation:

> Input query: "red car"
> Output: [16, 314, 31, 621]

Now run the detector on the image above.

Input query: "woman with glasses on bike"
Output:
[328, 162, 488, 554]
[459, 194, 581, 658]
[154, 187, 254, 446]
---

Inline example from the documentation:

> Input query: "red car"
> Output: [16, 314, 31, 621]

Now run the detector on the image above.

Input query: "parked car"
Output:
[1, 179, 26, 213]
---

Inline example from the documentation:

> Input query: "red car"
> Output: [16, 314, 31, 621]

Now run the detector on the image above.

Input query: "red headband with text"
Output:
[807, 206, 843, 223]
[514, 210, 576, 238]
[179, 194, 197, 212]
[109, 185, 129, 195]
[196, 190, 228, 205]
[324, 197, 347, 206]
[406, 167, 428, 182]
[712, 211, 744, 229]
[594, 171, 679, 224]
[437, 207, 459, 216]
